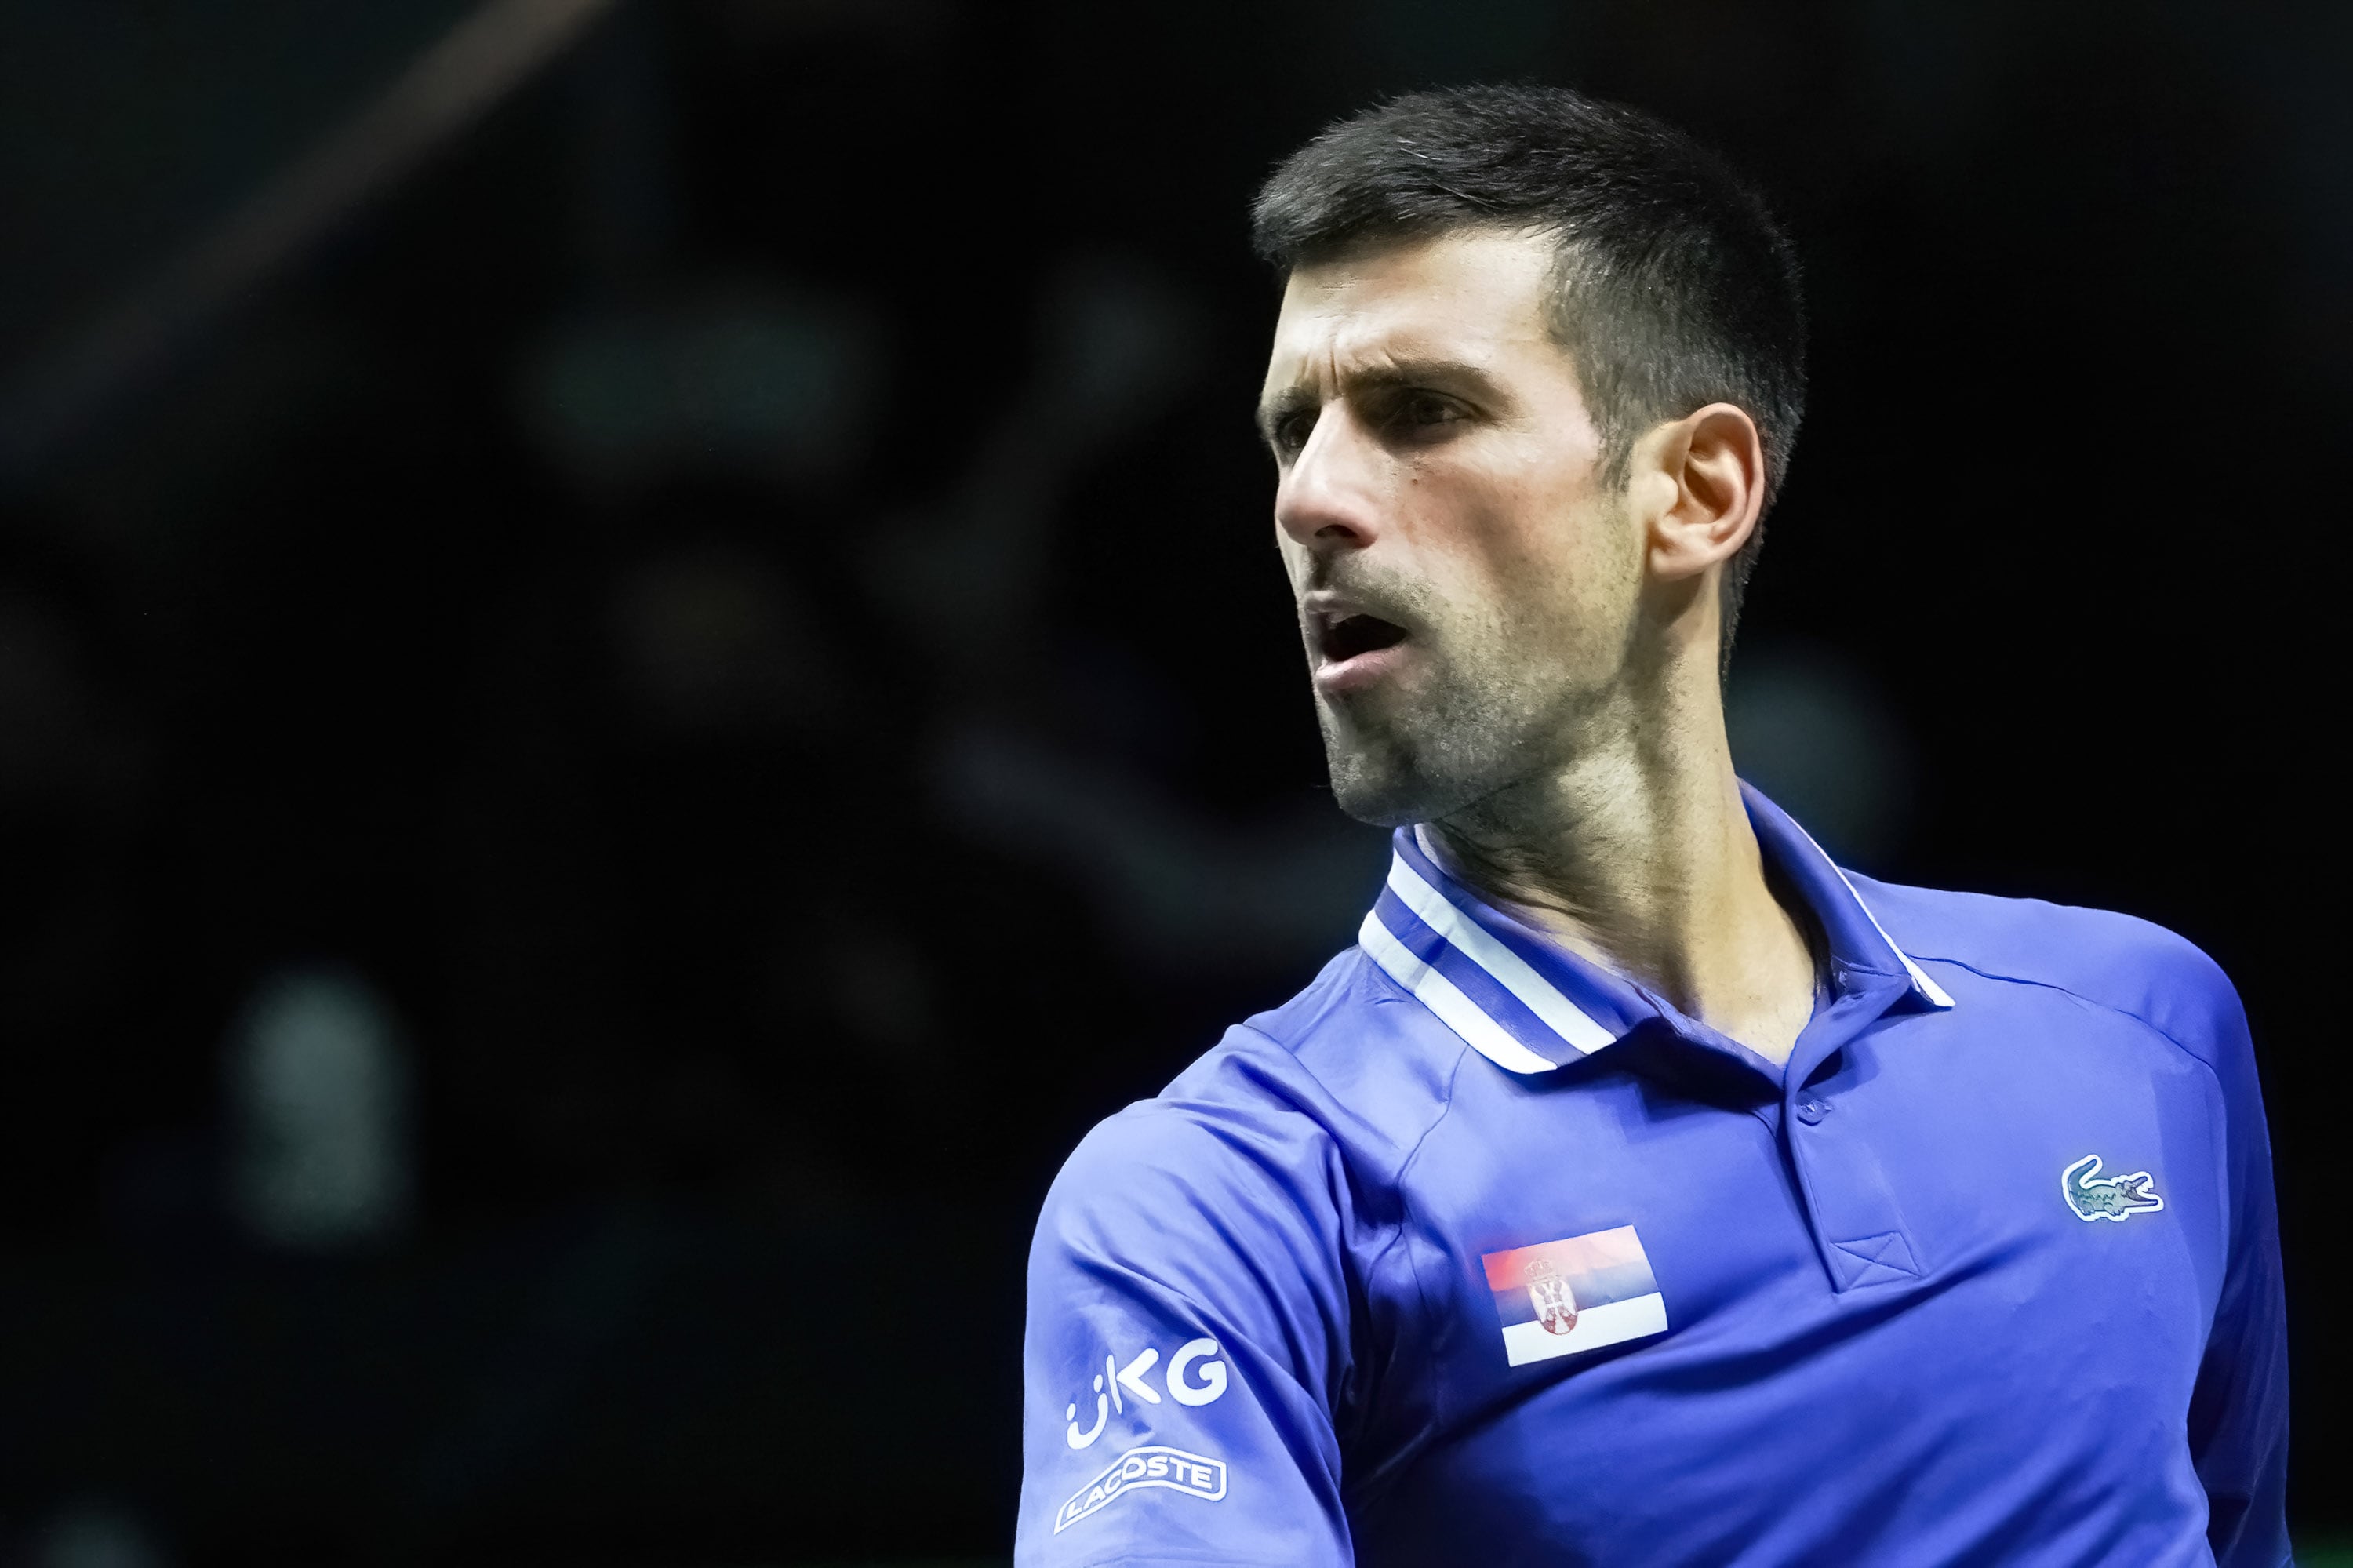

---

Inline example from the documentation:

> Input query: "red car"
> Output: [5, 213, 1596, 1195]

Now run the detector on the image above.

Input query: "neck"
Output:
[1421, 651, 1819, 1066]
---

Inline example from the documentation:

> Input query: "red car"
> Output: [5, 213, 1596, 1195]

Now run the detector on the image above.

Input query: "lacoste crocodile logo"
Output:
[2062, 1154, 2164, 1221]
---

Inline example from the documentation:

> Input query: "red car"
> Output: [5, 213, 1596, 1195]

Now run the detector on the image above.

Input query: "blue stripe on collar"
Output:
[1358, 784, 1951, 1074]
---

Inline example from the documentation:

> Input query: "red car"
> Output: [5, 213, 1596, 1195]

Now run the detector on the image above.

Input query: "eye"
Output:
[1270, 407, 1318, 457]
[1388, 391, 1467, 437]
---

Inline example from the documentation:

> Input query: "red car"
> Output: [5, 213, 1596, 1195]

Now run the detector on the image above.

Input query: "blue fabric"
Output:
[1016, 788, 2290, 1566]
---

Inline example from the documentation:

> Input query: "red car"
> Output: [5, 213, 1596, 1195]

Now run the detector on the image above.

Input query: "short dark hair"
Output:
[1252, 84, 1806, 666]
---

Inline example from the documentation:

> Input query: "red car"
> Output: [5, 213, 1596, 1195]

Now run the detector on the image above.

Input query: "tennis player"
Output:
[1015, 85, 2288, 1566]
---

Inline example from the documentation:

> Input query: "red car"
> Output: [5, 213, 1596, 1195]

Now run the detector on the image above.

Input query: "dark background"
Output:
[0, 2, 2343, 1563]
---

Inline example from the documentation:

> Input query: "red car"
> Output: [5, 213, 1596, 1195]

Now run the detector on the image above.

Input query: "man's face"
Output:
[1259, 228, 1642, 827]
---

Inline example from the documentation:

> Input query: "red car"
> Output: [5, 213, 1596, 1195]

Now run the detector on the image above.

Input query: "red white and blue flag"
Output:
[1482, 1225, 1668, 1366]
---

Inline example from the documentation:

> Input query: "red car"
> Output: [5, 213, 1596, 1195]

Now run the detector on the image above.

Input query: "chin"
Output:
[1322, 735, 1468, 828]
[1328, 768, 1425, 828]
[1318, 699, 1545, 830]
[1319, 695, 1466, 825]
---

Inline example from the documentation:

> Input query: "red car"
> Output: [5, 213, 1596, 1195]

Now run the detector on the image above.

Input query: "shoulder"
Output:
[1848, 871, 2249, 1068]
[1032, 1030, 1358, 1337]
[1044, 1087, 1337, 1250]
[1037, 944, 1464, 1277]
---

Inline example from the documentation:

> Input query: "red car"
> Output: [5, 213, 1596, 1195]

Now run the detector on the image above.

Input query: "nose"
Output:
[1274, 406, 1382, 555]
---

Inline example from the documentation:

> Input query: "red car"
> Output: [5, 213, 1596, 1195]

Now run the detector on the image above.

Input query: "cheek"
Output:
[1468, 495, 1627, 635]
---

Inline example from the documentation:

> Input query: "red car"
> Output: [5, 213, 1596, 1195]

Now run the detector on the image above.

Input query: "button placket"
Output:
[1778, 980, 1924, 1293]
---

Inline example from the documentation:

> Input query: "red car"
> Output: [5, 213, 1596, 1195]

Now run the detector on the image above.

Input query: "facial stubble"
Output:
[1316, 608, 1600, 830]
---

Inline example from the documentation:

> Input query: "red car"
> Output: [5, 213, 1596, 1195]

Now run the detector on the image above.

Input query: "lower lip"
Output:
[1315, 641, 1412, 696]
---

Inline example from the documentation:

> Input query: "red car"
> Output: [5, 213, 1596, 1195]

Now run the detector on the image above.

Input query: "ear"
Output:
[1631, 402, 1766, 584]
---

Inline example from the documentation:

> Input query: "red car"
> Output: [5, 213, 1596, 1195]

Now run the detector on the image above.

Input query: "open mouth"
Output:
[1318, 612, 1409, 664]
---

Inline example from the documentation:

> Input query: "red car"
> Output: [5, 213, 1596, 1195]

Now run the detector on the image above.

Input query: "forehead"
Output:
[1261, 228, 1562, 395]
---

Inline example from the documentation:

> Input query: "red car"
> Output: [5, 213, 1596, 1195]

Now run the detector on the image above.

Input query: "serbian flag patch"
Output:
[1482, 1225, 1669, 1366]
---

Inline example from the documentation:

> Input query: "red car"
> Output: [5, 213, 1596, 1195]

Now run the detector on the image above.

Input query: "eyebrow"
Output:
[1255, 358, 1507, 443]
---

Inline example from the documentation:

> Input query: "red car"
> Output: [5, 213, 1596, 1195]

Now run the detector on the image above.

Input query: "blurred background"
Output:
[0, 0, 2343, 1563]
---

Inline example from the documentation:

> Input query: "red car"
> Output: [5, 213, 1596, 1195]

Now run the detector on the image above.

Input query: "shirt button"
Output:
[1794, 1097, 1831, 1125]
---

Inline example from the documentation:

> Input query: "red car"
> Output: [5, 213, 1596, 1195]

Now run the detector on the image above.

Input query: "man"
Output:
[1015, 85, 2288, 1566]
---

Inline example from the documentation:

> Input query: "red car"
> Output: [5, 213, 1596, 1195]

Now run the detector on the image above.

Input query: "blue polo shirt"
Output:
[1015, 785, 2289, 1566]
